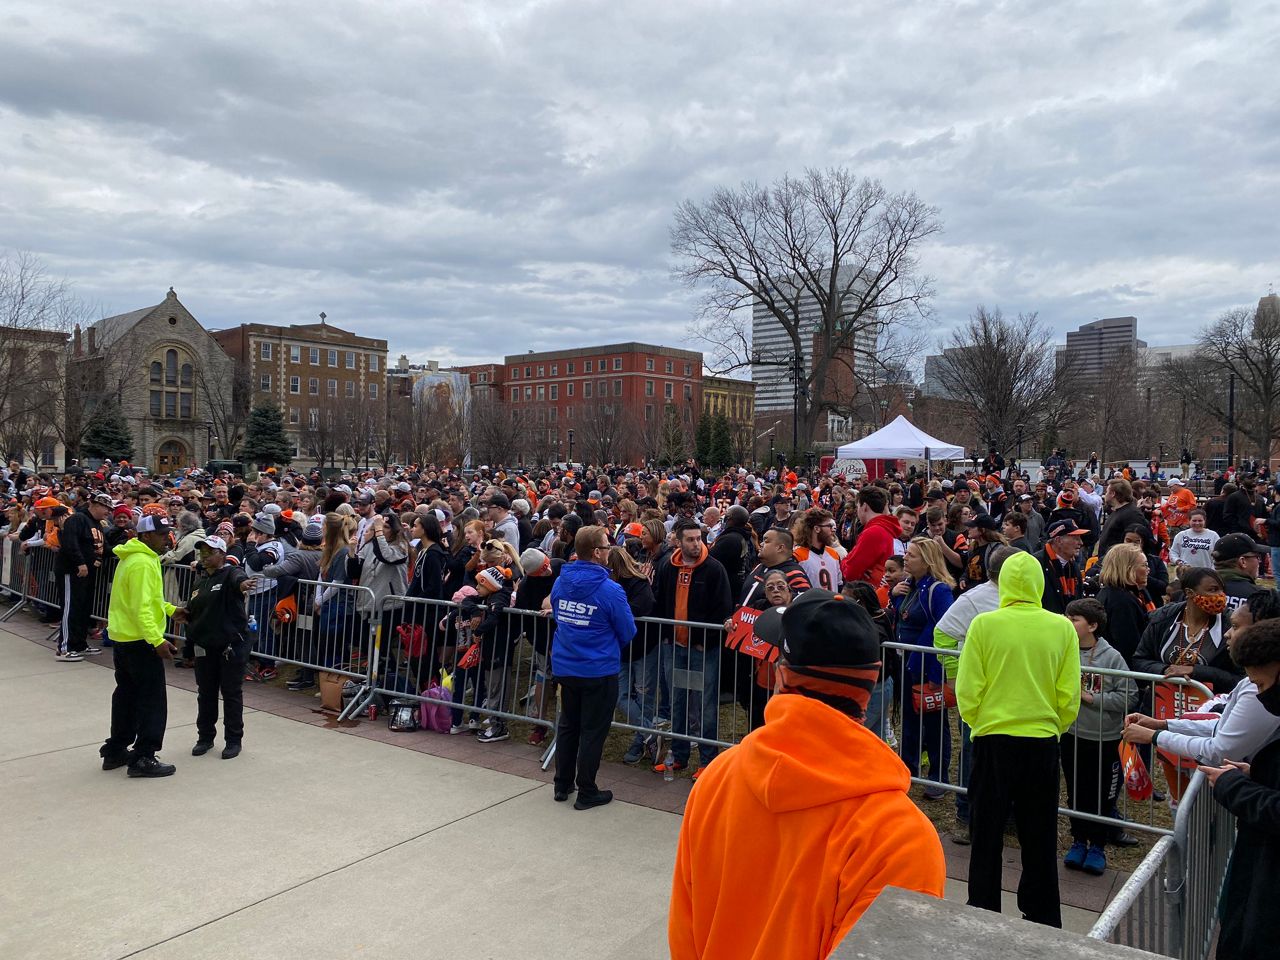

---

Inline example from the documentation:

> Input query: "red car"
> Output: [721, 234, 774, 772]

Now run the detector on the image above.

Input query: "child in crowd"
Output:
[1061, 598, 1136, 876]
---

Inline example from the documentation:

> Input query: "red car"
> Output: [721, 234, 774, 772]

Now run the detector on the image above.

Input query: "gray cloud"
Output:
[0, 0, 1275, 369]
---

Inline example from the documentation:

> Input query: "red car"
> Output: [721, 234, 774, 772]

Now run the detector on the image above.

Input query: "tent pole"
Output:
[925, 446, 931, 481]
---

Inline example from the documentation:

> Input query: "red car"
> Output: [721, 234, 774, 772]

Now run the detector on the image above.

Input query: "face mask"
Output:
[1191, 593, 1227, 615]
[1257, 681, 1280, 717]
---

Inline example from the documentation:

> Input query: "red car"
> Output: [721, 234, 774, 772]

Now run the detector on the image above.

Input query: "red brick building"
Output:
[503, 342, 703, 465]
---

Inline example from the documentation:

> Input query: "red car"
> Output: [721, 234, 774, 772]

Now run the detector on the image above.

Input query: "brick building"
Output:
[0, 325, 68, 471]
[504, 342, 703, 465]
[702, 374, 756, 462]
[213, 320, 388, 467]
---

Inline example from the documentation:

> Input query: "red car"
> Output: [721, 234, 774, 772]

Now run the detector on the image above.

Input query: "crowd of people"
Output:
[4, 450, 1279, 954]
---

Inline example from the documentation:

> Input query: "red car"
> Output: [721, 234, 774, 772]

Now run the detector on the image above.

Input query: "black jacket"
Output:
[1267, 501, 1280, 548]
[652, 551, 733, 648]
[708, 525, 753, 602]
[619, 574, 658, 662]
[1215, 567, 1264, 617]
[1223, 488, 1258, 537]
[56, 508, 102, 575]
[1098, 502, 1144, 557]
[1213, 734, 1280, 959]
[1131, 600, 1243, 692]
[513, 559, 563, 655]
[1034, 545, 1082, 616]
[1095, 585, 1154, 667]
[516, 515, 535, 553]
[185, 564, 249, 654]
[407, 542, 449, 602]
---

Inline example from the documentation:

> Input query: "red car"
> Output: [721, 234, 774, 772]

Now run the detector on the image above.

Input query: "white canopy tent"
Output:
[835, 415, 966, 477]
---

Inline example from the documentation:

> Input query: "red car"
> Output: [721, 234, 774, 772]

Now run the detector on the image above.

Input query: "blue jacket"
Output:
[892, 574, 955, 684]
[549, 560, 636, 678]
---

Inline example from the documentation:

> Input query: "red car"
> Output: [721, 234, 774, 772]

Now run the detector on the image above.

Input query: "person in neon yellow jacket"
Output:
[956, 550, 1080, 929]
[99, 515, 184, 779]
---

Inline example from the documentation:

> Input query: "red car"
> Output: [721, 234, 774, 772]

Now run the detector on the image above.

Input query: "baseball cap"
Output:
[90, 492, 113, 507]
[1046, 518, 1084, 538]
[751, 589, 880, 667]
[624, 521, 645, 537]
[1169, 477, 1185, 486]
[136, 514, 172, 534]
[196, 535, 228, 552]
[1018, 493, 1033, 502]
[35, 496, 61, 509]
[519, 548, 551, 576]
[964, 514, 998, 531]
[1213, 533, 1267, 562]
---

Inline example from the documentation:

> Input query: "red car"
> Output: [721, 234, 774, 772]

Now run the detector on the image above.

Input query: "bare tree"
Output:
[469, 394, 524, 467]
[573, 402, 627, 467]
[1069, 346, 1145, 466]
[1162, 301, 1280, 464]
[672, 168, 939, 449]
[932, 306, 1080, 456]
[196, 360, 253, 460]
[300, 392, 341, 469]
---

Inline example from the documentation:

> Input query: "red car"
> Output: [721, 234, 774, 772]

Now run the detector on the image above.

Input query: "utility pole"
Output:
[1227, 374, 1236, 468]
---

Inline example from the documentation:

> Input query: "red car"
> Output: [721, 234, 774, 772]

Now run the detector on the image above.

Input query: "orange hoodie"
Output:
[669, 695, 946, 959]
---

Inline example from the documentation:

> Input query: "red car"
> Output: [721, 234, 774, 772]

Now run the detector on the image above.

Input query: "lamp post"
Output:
[204, 422, 215, 462]
[567, 428, 575, 466]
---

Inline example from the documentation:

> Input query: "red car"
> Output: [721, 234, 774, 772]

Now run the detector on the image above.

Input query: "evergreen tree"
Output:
[240, 404, 293, 467]
[82, 401, 135, 462]
[710, 413, 733, 470]
[694, 415, 713, 465]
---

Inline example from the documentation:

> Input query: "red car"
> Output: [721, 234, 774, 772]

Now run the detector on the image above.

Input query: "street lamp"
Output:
[204, 422, 216, 462]
[567, 428, 575, 466]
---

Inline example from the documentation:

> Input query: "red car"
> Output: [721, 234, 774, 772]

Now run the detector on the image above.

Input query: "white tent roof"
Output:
[835, 415, 966, 461]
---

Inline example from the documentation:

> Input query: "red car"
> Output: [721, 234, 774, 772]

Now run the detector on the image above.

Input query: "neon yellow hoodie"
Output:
[107, 538, 177, 647]
[955, 551, 1080, 738]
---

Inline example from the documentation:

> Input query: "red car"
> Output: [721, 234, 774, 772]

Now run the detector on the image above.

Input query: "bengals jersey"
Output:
[794, 545, 843, 593]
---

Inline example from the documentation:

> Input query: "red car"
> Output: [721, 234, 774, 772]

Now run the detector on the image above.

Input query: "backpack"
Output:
[419, 677, 453, 733]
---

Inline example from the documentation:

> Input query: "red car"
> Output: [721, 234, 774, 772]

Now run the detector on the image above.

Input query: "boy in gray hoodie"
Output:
[1061, 598, 1136, 876]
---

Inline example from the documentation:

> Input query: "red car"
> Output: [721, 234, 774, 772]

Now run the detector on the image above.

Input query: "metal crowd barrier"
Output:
[0, 537, 31, 620]
[1088, 769, 1236, 959]
[883, 640, 1216, 836]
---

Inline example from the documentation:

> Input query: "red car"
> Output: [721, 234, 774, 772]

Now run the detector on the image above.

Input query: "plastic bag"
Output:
[1119, 740, 1153, 802]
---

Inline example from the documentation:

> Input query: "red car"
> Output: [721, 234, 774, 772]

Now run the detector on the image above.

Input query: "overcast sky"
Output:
[1, 0, 1275, 370]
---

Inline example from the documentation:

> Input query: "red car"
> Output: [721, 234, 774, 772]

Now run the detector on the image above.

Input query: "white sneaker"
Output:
[81, 646, 103, 656]
[55, 650, 84, 662]
[448, 724, 470, 735]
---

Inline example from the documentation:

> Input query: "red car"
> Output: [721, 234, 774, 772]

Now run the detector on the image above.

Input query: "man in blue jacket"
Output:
[550, 524, 636, 809]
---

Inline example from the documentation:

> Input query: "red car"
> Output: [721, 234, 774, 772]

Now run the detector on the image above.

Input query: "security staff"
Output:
[99, 514, 180, 778]
[182, 535, 253, 759]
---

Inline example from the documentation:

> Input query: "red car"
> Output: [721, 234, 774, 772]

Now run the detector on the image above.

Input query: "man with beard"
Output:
[792, 507, 842, 593]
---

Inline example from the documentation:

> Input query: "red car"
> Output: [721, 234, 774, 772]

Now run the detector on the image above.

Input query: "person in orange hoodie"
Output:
[668, 588, 946, 959]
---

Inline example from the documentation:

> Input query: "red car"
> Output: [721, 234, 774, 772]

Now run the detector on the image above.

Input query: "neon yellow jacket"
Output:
[107, 538, 177, 647]
[955, 551, 1080, 738]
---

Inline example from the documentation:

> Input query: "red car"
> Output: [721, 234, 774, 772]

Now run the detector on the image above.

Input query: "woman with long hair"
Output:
[314, 512, 357, 682]
[352, 510, 409, 686]
[892, 536, 957, 799]
[609, 546, 660, 765]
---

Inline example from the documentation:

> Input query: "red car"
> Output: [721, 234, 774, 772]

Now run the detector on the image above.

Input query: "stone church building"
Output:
[72, 289, 233, 474]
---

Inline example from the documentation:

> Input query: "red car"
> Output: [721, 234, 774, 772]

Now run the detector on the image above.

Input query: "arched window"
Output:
[165, 350, 178, 386]
[149, 346, 196, 420]
[150, 361, 162, 384]
[180, 363, 193, 387]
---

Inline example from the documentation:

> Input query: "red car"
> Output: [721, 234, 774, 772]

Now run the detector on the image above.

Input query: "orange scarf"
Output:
[671, 542, 707, 646]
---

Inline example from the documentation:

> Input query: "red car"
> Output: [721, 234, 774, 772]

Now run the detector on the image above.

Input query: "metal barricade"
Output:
[0, 537, 31, 619]
[1088, 835, 1176, 955]
[22, 546, 63, 638]
[883, 640, 1215, 836]
[1168, 770, 1235, 960]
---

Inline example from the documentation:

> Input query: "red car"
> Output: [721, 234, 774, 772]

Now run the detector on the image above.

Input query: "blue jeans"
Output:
[864, 676, 894, 743]
[1270, 547, 1280, 582]
[618, 644, 662, 731]
[955, 719, 974, 821]
[246, 589, 277, 664]
[663, 643, 720, 766]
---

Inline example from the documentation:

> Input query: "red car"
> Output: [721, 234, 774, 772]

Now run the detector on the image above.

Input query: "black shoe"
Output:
[285, 679, 316, 691]
[221, 743, 241, 760]
[573, 789, 613, 810]
[553, 785, 576, 802]
[101, 749, 138, 771]
[127, 755, 176, 778]
[192, 740, 215, 756]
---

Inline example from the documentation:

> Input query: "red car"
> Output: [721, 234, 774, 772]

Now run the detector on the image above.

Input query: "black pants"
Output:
[968, 734, 1062, 928]
[195, 649, 246, 744]
[1060, 734, 1121, 846]
[102, 640, 168, 758]
[62, 572, 95, 653]
[554, 674, 619, 797]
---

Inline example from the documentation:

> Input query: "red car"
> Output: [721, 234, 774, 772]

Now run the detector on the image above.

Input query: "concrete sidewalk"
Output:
[0, 629, 677, 960]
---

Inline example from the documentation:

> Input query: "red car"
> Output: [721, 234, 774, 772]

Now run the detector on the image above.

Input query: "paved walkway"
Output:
[1, 613, 1119, 958]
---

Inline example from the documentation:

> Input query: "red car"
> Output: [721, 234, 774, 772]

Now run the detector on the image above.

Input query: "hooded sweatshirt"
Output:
[955, 551, 1080, 739]
[669, 694, 945, 960]
[107, 538, 177, 646]
[549, 560, 636, 678]
[1070, 636, 1135, 741]
[933, 580, 1001, 680]
[840, 513, 903, 586]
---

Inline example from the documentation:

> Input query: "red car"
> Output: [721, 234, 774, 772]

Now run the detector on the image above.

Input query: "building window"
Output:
[664, 382, 673, 399]
[290, 376, 301, 394]
[326, 349, 337, 367]
[309, 409, 319, 429]
[327, 379, 337, 396]
[261, 342, 272, 361]
[665, 360, 673, 373]
[165, 349, 178, 385]
[180, 393, 192, 418]
[549, 407, 557, 422]
[511, 367, 519, 379]
[260, 374, 271, 392]
[684, 363, 691, 377]
[550, 364, 558, 376]
[310, 347, 319, 365]
[537, 366, 545, 377]
[369, 383, 378, 400]
[150, 361, 162, 384]
[150, 391, 162, 416]
[598, 380, 607, 397]
[165, 393, 176, 418]
[290, 345, 301, 363]
[584, 360, 592, 373]
[585, 382, 593, 398]
[537, 385, 545, 400]
[308, 377, 318, 395]
[646, 358, 654, 371]
[645, 404, 654, 421]
[613, 358, 622, 371]
[614, 379, 622, 396]
[369, 354, 379, 373]
[645, 380, 654, 397]
[520, 386, 529, 400]
[180, 363, 193, 387]
[344, 351, 354, 369]
[524, 366, 531, 378]
[683, 383, 692, 401]
[345, 381, 355, 398]
[566, 361, 574, 374]
[567, 406, 573, 419]
[289, 407, 300, 424]
[511, 387, 519, 402]
[478, 372, 488, 383]
[550, 384, 558, 400]
[567, 383, 574, 397]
